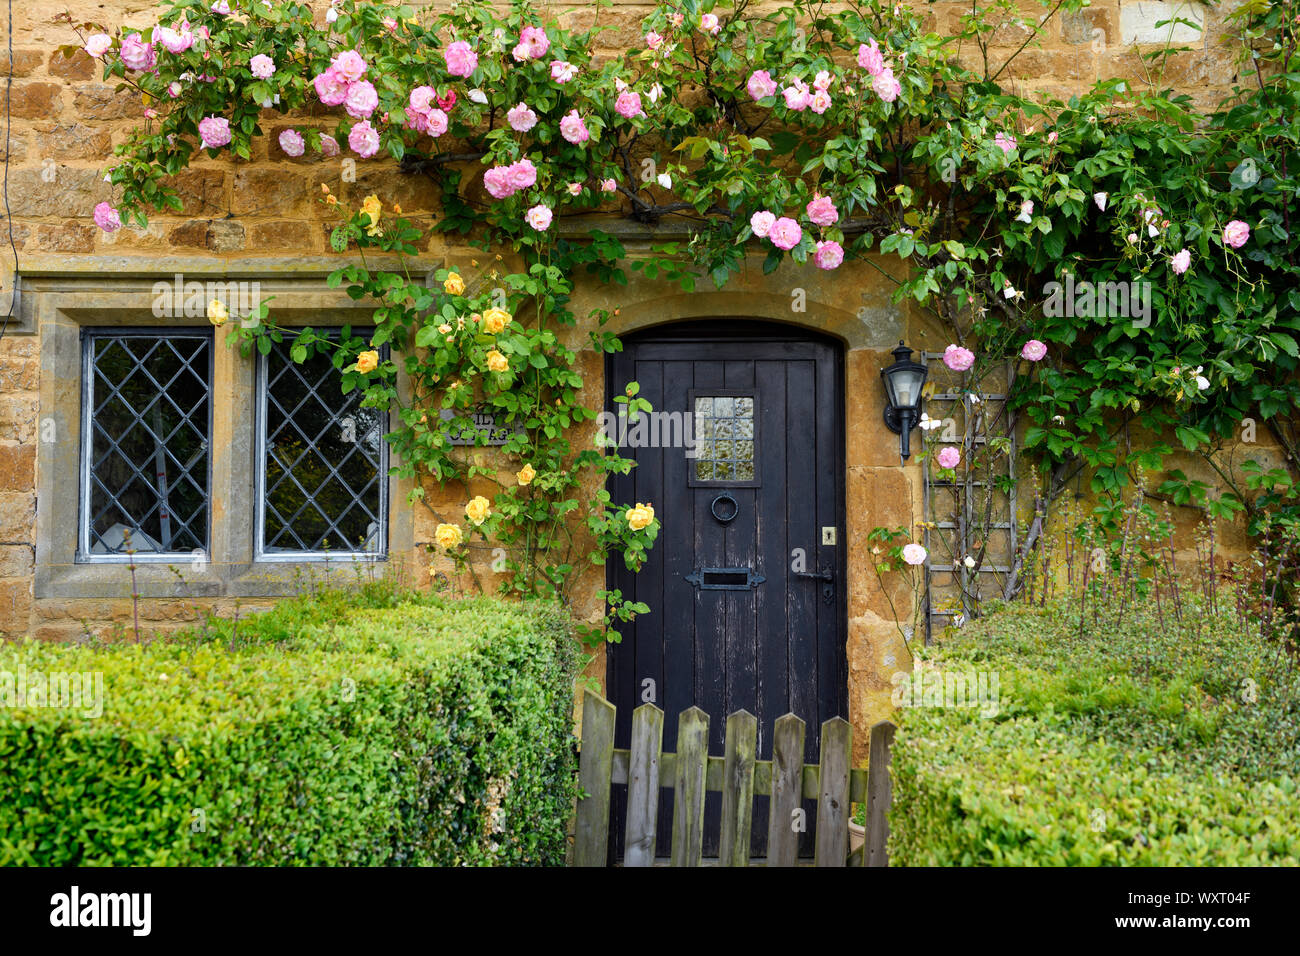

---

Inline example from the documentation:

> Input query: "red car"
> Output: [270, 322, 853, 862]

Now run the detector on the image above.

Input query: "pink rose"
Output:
[84, 33, 112, 58]
[93, 201, 121, 233]
[507, 102, 538, 132]
[936, 446, 961, 470]
[166, 81, 182, 98]
[600, 178, 617, 192]
[857, 39, 885, 75]
[902, 543, 927, 566]
[344, 80, 379, 118]
[749, 210, 775, 238]
[512, 25, 550, 61]
[1020, 339, 1047, 362]
[560, 110, 590, 145]
[645, 31, 663, 50]
[699, 13, 721, 35]
[155, 25, 194, 55]
[437, 90, 457, 112]
[507, 159, 538, 191]
[249, 53, 276, 79]
[550, 60, 577, 83]
[769, 217, 802, 250]
[331, 49, 368, 82]
[1223, 219, 1250, 248]
[943, 344, 975, 372]
[872, 68, 901, 103]
[813, 240, 843, 270]
[526, 204, 553, 231]
[747, 70, 777, 101]
[806, 195, 838, 227]
[484, 167, 513, 200]
[211, 0, 231, 13]
[424, 108, 448, 137]
[319, 134, 340, 157]
[783, 84, 811, 111]
[568, 182, 583, 196]
[810, 90, 832, 114]
[347, 119, 381, 159]
[313, 69, 349, 107]
[198, 115, 231, 150]
[409, 86, 436, 113]
[119, 34, 155, 72]
[444, 41, 478, 78]
[994, 132, 1018, 154]
[279, 128, 305, 157]
[615, 91, 644, 119]
[1171, 248, 1192, 274]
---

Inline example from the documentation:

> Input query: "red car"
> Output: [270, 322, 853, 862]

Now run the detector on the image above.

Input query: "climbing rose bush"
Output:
[68, 0, 1300, 622]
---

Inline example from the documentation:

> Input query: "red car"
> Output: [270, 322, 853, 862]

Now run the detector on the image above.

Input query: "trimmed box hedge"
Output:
[889, 598, 1300, 865]
[0, 585, 579, 865]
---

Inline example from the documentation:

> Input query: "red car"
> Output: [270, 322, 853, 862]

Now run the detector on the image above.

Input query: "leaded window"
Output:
[80, 330, 212, 559]
[257, 334, 387, 557]
[689, 391, 757, 485]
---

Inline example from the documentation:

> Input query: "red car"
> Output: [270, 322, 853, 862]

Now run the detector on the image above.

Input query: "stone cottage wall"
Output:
[0, 0, 1261, 756]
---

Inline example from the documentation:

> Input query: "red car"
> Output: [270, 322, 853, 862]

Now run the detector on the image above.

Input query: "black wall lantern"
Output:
[880, 341, 928, 462]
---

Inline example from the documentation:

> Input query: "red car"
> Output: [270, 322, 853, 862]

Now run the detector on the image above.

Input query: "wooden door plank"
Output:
[623, 703, 665, 867]
[719, 710, 758, 866]
[659, 358, 698, 858]
[690, 360, 727, 858]
[814, 716, 851, 867]
[575, 693, 616, 867]
[670, 706, 710, 866]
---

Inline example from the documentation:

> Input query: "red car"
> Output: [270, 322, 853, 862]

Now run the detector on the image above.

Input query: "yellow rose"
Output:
[485, 349, 509, 373]
[465, 495, 491, 526]
[360, 193, 382, 223]
[434, 523, 463, 551]
[355, 350, 379, 374]
[626, 502, 655, 531]
[207, 299, 228, 326]
[516, 463, 535, 486]
[481, 307, 511, 335]
[443, 272, 465, 296]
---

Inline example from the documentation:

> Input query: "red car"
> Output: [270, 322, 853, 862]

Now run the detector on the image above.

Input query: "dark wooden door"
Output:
[606, 321, 847, 862]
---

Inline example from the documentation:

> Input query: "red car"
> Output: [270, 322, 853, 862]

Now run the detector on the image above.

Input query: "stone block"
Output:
[1119, 1, 1205, 44]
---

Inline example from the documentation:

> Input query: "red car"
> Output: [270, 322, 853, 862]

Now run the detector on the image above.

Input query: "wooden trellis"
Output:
[920, 354, 1019, 643]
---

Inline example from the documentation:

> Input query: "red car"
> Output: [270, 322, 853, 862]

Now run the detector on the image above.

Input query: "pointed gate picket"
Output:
[573, 693, 896, 867]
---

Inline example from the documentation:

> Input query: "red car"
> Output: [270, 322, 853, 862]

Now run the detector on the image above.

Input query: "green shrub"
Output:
[889, 597, 1300, 865]
[0, 584, 579, 865]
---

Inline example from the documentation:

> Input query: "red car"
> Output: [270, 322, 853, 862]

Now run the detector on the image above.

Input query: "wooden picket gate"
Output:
[573, 693, 896, 867]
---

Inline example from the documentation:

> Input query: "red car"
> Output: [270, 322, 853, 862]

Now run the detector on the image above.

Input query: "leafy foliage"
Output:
[0, 583, 579, 865]
[889, 593, 1300, 865]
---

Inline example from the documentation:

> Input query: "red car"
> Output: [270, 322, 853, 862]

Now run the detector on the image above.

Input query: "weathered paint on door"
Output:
[607, 320, 848, 861]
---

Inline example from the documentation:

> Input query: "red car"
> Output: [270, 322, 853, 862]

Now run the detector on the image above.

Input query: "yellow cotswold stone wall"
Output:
[0, 1, 1253, 760]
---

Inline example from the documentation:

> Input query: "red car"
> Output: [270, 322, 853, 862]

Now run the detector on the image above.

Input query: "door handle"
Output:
[793, 566, 835, 605]
[792, 568, 834, 582]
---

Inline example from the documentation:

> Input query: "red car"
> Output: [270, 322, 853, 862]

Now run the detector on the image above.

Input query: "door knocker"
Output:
[710, 492, 739, 523]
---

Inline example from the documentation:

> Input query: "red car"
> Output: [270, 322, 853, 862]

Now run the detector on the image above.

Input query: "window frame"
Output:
[77, 326, 215, 565]
[253, 331, 390, 562]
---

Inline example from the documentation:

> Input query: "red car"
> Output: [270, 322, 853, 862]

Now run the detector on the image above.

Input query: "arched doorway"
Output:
[605, 319, 848, 861]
